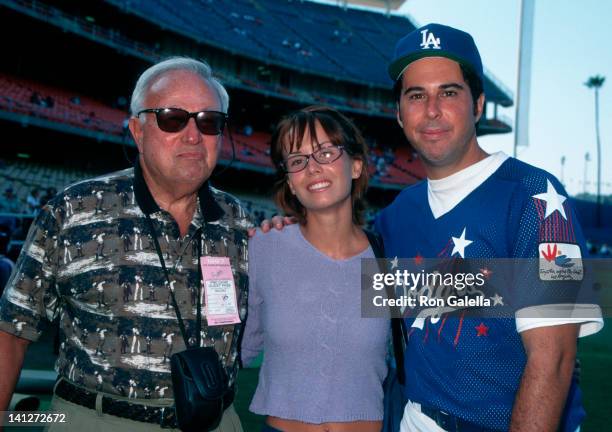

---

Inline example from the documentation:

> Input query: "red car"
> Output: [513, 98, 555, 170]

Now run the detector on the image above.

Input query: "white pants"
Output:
[399, 400, 581, 432]
[399, 400, 445, 432]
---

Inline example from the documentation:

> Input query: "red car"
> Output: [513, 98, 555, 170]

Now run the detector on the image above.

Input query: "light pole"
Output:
[583, 152, 590, 195]
[585, 75, 605, 227]
[560, 156, 566, 186]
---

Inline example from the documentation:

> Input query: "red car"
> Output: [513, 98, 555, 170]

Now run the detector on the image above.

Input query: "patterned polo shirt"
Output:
[0, 161, 252, 400]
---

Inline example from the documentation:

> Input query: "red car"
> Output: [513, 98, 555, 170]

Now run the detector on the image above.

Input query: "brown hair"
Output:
[270, 105, 369, 225]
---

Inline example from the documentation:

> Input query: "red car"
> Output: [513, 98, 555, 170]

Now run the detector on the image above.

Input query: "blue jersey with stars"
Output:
[376, 157, 588, 431]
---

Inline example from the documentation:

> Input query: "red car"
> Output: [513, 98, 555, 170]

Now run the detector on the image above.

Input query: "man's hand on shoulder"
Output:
[247, 215, 297, 237]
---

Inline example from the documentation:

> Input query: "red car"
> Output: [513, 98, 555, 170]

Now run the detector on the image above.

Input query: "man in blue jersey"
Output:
[377, 23, 603, 431]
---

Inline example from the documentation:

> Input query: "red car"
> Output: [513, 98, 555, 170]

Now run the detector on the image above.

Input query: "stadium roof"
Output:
[328, 0, 406, 11]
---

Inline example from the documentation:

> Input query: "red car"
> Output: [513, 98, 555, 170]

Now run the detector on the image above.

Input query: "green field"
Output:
[577, 318, 612, 431]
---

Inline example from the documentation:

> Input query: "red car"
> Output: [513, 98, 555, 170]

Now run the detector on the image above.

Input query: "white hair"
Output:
[129, 56, 229, 116]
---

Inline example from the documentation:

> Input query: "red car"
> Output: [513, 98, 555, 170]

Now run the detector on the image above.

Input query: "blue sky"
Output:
[397, 0, 612, 196]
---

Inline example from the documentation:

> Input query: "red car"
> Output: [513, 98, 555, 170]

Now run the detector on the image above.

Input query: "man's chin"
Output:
[172, 168, 212, 188]
[418, 151, 453, 167]
[177, 161, 214, 179]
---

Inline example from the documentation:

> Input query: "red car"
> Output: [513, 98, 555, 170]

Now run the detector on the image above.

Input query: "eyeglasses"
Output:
[137, 108, 228, 135]
[281, 145, 345, 173]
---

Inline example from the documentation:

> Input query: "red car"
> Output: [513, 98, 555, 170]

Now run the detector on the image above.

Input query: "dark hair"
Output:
[392, 62, 484, 116]
[270, 105, 369, 225]
[392, 77, 403, 105]
[459, 64, 484, 111]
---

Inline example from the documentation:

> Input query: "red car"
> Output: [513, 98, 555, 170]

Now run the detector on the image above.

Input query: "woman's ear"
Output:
[286, 176, 296, 195]
[351, 157, 364, 180]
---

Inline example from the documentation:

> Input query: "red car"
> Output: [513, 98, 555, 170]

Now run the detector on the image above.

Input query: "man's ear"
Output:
[128, 117, 144, 154]
[215, 134, 223, 152]
[474, 93, 485, 123]
[396, 102, 403, 128]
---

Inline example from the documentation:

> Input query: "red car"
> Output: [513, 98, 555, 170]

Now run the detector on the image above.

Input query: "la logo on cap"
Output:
[420, 29, 441, 49]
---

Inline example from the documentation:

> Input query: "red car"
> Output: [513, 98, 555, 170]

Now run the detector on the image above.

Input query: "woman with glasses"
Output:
[241, 106, 389, 432]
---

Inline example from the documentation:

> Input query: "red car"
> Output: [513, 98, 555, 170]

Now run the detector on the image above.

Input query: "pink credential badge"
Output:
[201, 256, 241, 325]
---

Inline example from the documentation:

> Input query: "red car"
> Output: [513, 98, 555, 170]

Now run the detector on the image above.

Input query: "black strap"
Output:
[364, 230, 406, 386]
[390, 316, 407, 386]
[146, 216, 201, 348]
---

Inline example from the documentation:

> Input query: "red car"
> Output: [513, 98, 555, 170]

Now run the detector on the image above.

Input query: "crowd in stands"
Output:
[0, 157, 88, 240]
[0, 73, 126, 136]
[586, 241, 611, 257]
[368, 145, 396, 180]
[0, 182, 60, 217]
[0, 184, 57, 246]
[0, 227, 14, 297]
[0, 74, 429, 194]
[0, 71, 422, 183]
[0, 185, 59, 217]
[0, 187, 23, 215]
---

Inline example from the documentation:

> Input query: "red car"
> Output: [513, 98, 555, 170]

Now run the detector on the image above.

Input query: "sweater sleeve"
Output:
[240, 235, 264, 367]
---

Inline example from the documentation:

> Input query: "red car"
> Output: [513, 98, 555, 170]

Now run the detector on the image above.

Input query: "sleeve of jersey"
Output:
[510, 177, 603, 337]
[0, 206, 60, 341]
[240, 235, 264, 367]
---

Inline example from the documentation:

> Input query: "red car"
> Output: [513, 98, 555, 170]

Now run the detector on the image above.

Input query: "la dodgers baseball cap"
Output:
[388, 23, 484, 84]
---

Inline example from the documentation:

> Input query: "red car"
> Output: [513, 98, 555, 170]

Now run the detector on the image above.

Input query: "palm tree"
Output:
[585, 75, 605, 227]
[583, 152, 590, 195]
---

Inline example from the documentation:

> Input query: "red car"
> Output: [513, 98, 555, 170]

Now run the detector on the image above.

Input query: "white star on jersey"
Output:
[451, 227, 473, 258]
[532, 179, 567, 220]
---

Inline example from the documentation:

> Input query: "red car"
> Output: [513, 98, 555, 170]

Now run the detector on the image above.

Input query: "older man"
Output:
[0, 57, 250, 431]
[377, 24, 603, 432]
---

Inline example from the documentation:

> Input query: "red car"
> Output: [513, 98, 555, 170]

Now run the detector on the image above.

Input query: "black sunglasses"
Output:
[137, 108, 228, 135]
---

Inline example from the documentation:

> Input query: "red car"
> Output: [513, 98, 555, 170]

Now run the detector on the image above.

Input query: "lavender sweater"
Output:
[241, 225, 389, 423]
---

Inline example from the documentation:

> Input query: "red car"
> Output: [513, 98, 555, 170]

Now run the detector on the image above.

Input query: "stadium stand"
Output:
[0, 73, 126, 136]
[2, 0, 511, 124]
[392, 146, 426, 180]
[0, 75, 420, 185]
[0, 159, 92, 201]
[231, 131, 273, 169]
[104, 0, 513, 107]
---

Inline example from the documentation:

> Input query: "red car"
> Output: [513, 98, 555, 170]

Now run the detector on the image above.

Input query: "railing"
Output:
[1, 0, 160, 60]
[484, 66, 515, 103]
[493, 113, 513, 127]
